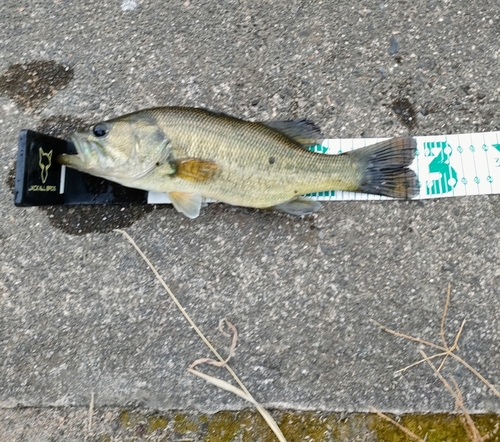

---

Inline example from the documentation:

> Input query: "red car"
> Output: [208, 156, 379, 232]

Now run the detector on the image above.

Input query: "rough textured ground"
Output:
[1, 0, 499, 439]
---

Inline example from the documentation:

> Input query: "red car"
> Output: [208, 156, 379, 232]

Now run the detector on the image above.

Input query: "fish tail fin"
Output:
[347, 137, 419, 199]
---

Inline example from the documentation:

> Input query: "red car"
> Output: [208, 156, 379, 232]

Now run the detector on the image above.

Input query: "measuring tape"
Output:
[148, 131, 500, 204]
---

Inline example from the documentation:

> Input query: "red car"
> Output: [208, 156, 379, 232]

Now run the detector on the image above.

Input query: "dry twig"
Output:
[419, 349, 488, 442]
[88, 391, 94, 433]
[372, 283, 500, 398]
[369, 406, 425, 442]
[372, 283, 496, 441]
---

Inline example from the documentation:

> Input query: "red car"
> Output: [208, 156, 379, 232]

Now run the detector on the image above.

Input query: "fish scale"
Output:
[139, 108, 374, 203]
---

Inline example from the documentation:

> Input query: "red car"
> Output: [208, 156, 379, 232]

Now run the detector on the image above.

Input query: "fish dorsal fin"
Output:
[261, 119, 323, 147]
[174, 158, 218, 182]
[168, 192, 202, 218]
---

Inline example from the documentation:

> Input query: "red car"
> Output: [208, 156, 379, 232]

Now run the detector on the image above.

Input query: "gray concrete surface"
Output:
[1, 0, 500, 432]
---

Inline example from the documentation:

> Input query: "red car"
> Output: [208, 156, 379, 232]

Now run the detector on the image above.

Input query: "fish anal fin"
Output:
[261, 119, 323, 147]
[175, 158, 218, 182]
[271, 197, 322, 216]
[168, 192, 202, 218]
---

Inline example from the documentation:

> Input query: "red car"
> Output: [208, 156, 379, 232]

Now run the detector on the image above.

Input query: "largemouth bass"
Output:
[58, 107, 418, 218]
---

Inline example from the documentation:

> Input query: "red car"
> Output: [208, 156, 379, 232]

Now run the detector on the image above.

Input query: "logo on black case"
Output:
[39, 148, 52, 184]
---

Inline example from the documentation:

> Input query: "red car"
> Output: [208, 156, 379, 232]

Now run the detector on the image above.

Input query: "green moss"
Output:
[118, 410, 169, 439]
[201, 410, 277, 442]
[112, 409, 500, 441]
[203, 411, 241, 442]
[278, 412, 374, 441]
[280, 411, 332, 441]
[369, 412, 500, 441]
[334, 414, 369, 440]
[473, 414, 500, 440]
[240, 409, 275, 442]
[401, 413, 470, 441]
[174, 414, 199, 434]
[147, 414, 168, 434]
[118, 411, 133, 428]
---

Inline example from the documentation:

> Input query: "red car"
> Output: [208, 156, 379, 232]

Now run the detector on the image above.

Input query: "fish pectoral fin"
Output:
[261, 119, 323, 147]
[270, 197, 322, 216]
[168, 192, 203, 218]
[174, 158, 218, 182]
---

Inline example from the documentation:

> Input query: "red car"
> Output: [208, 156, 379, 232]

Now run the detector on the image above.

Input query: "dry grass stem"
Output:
[372, 284, 496, 442]
[88, 391, 94, 433]
[419, 350, 488, 442]
[437, 317, 466, 372]
[217, 318, 234, 337]
[369, 406, 425, 442]
[115, 229, 287, 442]
[452, 378, 480, 442]
[190, 318, 238, 369]
[448, 354, 500, 399]
[372, 286, 500, 398]
[188, 368, 285, 439]
[371, 320, 443, 352]
[115, 230, 247, 392]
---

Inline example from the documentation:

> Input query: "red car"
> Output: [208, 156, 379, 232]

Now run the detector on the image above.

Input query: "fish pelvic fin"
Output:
[261, 119, 323, 147]
[348, 137, 419, 199]
[174, 158, 218, 182]
[271, 197, 322, 216]
[168, 192, 202, 218]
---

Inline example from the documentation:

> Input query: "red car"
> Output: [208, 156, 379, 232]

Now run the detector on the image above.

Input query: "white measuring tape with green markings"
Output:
[147, 131, 500, 204]
[307, 131, 500, 200]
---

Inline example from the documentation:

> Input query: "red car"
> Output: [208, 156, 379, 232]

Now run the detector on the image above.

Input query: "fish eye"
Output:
[92, 123, 108, 137]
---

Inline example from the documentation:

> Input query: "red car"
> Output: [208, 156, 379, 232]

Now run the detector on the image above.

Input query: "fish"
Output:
[58, 106, 419, 218]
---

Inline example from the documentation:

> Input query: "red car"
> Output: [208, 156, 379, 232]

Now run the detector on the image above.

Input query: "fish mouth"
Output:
[57, 135, 100, 170]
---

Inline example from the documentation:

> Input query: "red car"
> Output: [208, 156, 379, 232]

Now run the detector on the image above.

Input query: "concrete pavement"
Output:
[1, 0, 499, 439]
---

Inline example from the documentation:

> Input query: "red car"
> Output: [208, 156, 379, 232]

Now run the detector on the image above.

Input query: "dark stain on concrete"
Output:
[6, 164, 16, 192]
[0, 61, 74, 110]
[36, 115, 87, 139]
[40, 205, 167, 235]
[391, 97, 417, 131]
